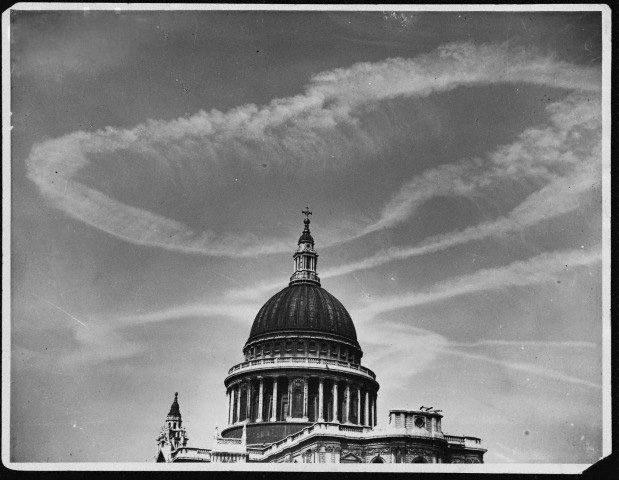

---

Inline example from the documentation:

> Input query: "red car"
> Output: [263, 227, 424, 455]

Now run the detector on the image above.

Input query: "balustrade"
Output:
[227, 356, 376, 380]
[444, 435, 466, 445]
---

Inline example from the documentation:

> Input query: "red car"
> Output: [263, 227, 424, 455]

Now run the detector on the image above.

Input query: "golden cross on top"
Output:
[302, 206, 312, 219]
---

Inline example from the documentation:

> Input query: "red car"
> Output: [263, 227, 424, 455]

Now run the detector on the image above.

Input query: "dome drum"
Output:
[222, 373, 379, 445]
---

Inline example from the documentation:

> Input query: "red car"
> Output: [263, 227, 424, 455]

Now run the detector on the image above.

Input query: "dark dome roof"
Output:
[248, 284, 358, 343]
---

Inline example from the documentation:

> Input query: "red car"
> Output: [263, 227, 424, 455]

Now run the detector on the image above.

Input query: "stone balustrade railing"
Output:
[226, 356, 376, 380]
[216, 437, 243, 445]
[444, 435, 483, 449]
[444, 435, 465, 445]
[170, 447, 212, 461]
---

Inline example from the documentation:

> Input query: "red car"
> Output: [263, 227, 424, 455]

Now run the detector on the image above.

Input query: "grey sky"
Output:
[8, 8, 605, 464]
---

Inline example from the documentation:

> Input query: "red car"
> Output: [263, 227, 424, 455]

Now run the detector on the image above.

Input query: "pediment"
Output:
[340, 452, 362, 463]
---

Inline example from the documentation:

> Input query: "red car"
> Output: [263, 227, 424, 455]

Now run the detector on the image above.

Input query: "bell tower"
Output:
[155, 392, 189, 462]
[289, 207, 321, 286]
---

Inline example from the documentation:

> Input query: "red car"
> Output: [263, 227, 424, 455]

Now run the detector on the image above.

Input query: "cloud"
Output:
[363, 320, 600, 403]
[58, 322, 144, 369]
[25, 42, 601, 257]
[449, 339, 598, 349]
[225, 94, 601, 301]
[113, 302, 259, 325]
[443, 348, 601, 390]
[358, 92, 601, 236]
[354, 247, 601, 321]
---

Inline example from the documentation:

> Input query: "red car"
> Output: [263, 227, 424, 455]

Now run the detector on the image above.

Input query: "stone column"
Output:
[235, 384, 242, 423]
[318, 378, 324, 421]
[225, 389, 230, 425]
[227, 389, 233, 425]
[271, 377, 278, 422]
[344, 383, 350, 423]
[288, 378, 293, 419]
[257, 377, 264, 422]
[303, 377, 309, 420]
[364, 391, 370, 427]
[373, 394, 377, 426]
[246, 381, 252, 421]
[357, 386, 361, 425]
[332, 381, 339, 422]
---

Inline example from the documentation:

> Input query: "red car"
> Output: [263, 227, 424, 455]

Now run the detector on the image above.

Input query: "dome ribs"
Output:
[247, 284, 358, 342]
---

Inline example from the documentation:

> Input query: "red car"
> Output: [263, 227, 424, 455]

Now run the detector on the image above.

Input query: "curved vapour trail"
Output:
[25, 42, 600, 257]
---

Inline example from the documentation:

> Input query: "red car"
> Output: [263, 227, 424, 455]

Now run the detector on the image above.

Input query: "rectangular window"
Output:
[395, 414, 402, 428]
[405, 414, 413, 429]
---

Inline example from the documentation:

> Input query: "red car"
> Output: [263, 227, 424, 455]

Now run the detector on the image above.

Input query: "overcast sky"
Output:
[8, 8, 606, 464]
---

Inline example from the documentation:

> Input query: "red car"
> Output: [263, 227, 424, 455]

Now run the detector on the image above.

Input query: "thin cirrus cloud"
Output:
[360, 92, 601, 236]
[352, 247, 601, 321]
[363, 322, 601, 391]
[225, 92, 602, 302]
[106, 245, 600, 366]
[25, 42, 601, 258]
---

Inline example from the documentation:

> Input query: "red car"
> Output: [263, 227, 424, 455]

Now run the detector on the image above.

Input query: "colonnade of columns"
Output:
[226, 376, 377, 428]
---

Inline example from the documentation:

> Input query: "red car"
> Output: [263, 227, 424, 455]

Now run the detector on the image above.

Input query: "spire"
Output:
[168, 392, 181, 417]
[289, 207, 320, 286]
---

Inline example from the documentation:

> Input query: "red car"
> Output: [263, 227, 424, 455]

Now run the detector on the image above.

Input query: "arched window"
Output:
[371, 455, 385, 463]
[412, 456, 427, 463]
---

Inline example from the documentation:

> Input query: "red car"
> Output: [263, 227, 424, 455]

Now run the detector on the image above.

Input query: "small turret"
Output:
[155, 392, 189, 462]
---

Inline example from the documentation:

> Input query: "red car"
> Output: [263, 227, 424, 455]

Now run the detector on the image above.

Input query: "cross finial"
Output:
[302, 206, 312, 219]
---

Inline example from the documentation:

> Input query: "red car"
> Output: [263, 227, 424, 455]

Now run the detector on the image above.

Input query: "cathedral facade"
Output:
[156, 210, 486, 464]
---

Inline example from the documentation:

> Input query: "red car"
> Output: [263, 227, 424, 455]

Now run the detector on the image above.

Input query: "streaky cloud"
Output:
[354, 247, 602, 319]
[226, 93, 601, 299]
[114, 302, 259, 325]
[25, 42, 601, 257]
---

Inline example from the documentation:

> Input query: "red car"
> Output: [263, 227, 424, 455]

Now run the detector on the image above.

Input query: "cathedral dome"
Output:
[247, 283, 358, 343]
